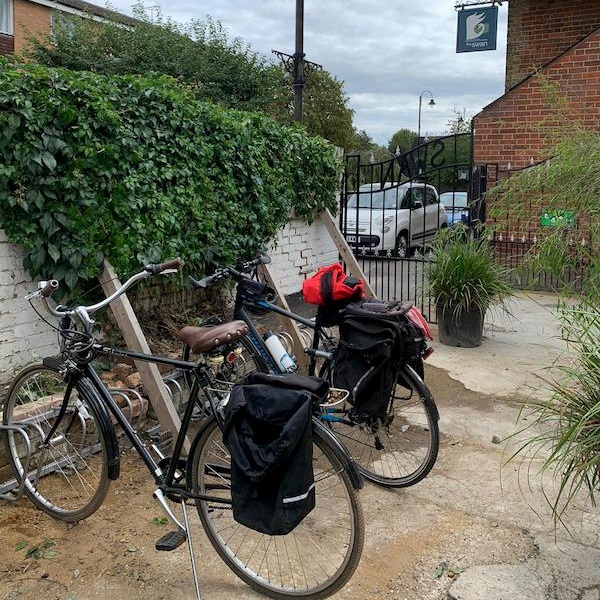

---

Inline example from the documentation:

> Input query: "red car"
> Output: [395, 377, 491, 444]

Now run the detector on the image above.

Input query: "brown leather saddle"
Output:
[178, 320, 248, 354]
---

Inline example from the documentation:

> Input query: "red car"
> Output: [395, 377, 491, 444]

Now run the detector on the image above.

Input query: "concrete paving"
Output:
[283, 289, 598, 600]
[422, 291, 600, 600]
[428, 291, 569, 399]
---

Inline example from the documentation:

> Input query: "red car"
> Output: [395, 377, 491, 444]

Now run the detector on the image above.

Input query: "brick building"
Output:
[473, 0, 600, 173]
[471, 0, 599, 285]
[0, 0, 134, 56]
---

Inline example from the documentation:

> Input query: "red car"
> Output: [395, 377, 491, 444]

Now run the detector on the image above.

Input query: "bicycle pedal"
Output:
[155, 529, 187, 551]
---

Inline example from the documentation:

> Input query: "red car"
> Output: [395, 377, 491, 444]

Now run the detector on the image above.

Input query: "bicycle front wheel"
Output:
[190, 417, 364, 600]
[3, 364, 111, 522]
[325, 362, 439, 488]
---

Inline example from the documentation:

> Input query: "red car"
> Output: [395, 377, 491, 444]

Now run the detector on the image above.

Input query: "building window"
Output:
[51, 9, 76, 41]
[0, 0, 13, 35]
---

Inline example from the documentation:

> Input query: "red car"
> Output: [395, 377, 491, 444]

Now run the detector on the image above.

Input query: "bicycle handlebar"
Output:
[144, 257, 183, 275]
[189, 253, 271, 290]
[29, 258, 182, 326]
[40, 279, 59, 298]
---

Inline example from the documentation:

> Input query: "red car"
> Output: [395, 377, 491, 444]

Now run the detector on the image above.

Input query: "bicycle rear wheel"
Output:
[324, 362, 439, 488]
[190, 417, 364, 600]
[3, 364, 111, 522]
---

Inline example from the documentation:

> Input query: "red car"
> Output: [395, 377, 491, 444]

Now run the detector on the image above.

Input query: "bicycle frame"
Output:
[233, 292, 331, 377]
[54, 343, 233, 509]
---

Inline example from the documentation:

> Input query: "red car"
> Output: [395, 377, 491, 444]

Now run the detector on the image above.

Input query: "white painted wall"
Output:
[0, 230, 58, 386]
[0, 214, 339, 383]
[268, 212, 339, 296]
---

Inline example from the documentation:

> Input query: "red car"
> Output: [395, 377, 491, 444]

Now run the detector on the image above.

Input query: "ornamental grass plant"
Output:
[426, 226, 514, 321]
[510, 299, 600, 525]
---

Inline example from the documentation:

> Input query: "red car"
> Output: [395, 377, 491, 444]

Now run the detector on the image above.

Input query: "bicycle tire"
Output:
[190, 417, 364, 600]
[322, 361, 439, 488]
[3, 364, 111, 522]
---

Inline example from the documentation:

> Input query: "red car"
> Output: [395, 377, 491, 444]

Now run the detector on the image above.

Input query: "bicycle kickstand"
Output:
[182, 500, 202, 600]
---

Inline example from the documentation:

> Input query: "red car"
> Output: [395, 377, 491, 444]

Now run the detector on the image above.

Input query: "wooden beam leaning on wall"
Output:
[99, 260, 190, 453]
[318, 208, 376, 299]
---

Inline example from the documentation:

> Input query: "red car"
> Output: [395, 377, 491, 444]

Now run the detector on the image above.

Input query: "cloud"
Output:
[108, 1, 508, 145]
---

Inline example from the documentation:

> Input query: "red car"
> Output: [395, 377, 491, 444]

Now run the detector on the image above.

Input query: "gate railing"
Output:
[340, 133, 472, 321]
[483, 162, 591, 292]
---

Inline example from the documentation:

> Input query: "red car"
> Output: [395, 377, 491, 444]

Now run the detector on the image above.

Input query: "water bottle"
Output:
[263, 331, 297, 372]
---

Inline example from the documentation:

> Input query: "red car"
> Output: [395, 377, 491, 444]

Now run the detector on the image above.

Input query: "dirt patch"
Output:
[0, 365, 537, 600]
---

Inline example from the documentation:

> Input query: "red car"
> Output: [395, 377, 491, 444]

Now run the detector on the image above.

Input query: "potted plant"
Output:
[426, 227, 514, 347]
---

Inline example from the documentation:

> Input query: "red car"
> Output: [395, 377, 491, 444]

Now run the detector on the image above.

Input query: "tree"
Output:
[27, 8, 284, 115]
[445, 108, 471, 135]
[276, 68, 356, 149]
[351, 129, 377, 151]
[26, 4, 358, 149]
[387, 128, 417, 155]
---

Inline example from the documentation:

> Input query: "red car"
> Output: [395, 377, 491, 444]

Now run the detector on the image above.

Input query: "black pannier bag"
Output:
[333, 299, 426, 421]
[222, 373, 328, 535]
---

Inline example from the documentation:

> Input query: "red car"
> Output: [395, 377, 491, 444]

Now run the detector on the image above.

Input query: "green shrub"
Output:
[0, 60, 339, 293]
[426, 227, 514, 319]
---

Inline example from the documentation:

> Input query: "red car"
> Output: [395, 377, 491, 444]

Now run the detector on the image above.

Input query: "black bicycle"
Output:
[187, 254, 440, 489]
[2, 260, 364, 600]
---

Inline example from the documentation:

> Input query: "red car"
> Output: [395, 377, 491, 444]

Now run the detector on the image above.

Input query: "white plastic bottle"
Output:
[263, 331, 297, 372]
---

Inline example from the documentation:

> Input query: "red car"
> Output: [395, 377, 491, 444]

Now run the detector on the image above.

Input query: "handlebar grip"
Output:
[145, 258, 182, 275]
[157, 257, 182, 272]
[40, 280, 59, 298]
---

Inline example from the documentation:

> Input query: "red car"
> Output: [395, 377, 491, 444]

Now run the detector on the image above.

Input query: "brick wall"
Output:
[474, 27, 600, 170]
[506, 0, 600, 89]
[0, 230, 57, 386]
[267, 212, 339, 295]
[0, 215, 338, 384]
[13, 0, 50, 55]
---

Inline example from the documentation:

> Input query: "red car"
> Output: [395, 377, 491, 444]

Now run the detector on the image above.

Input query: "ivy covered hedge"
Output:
[0, 60, 339, 292]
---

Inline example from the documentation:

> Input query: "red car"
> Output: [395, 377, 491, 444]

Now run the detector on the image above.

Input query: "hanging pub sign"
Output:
[456, 7, 498, 53]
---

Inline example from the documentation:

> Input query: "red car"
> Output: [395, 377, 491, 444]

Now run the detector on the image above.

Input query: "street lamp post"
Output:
[272, 0, 321, 123]
[293, 0, 304, 122]
[417, 90, 435, 142]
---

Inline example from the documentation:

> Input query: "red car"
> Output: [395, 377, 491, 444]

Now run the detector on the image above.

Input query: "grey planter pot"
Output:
[437, 303, 484, 348]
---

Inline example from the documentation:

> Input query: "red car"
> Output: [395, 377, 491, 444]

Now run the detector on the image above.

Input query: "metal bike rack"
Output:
[107, 388, 146, 426]
[0, 424, 32, 500]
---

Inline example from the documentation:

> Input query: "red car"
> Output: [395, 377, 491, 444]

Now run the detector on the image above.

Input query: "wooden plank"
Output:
[99, 261, 189, 452]
[318, 208, 376, 298]
[259, 264, 310, 375]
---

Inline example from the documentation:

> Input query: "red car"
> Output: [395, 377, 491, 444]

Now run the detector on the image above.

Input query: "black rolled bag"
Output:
[222, 372, 328, 535]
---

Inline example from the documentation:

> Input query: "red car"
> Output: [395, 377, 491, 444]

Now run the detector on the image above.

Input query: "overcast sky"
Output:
[107, 1, 508, 146]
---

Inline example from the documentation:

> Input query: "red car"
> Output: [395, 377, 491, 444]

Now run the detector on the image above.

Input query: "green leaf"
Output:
[41, 151, 57, 170]
[15, 541, 28, 551]
[47, 244, 60, 262]
[433, 561, 447, 579]
[25, 547, 42, 559]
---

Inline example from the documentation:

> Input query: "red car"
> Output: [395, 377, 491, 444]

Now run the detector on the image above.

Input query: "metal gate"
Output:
[340, 133, 472, 320]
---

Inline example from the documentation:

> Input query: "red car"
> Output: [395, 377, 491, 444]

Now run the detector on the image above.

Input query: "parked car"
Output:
[439, 191, 469, 227]
[342, 182, 447, 257]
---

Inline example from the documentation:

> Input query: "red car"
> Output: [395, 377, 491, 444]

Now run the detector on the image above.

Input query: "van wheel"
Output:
[394, 233, 409, 258]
